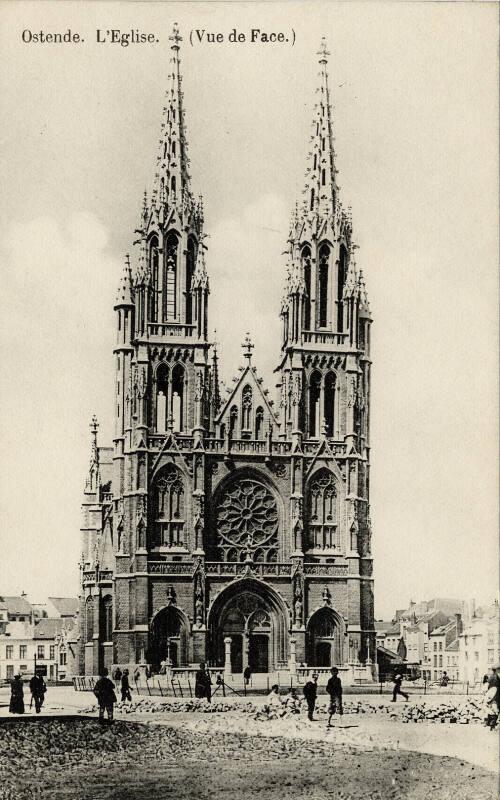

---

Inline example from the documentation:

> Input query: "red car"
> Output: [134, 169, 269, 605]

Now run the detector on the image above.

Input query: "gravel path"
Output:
[0, 718, 496, 800]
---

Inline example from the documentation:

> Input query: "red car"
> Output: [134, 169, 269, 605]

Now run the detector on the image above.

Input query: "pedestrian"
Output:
[194, 662, 212, 702]
[29, 671, 47, 714]
[326, 667, 343, 727]
[93, 667, 117, 724]
[266, 684, 282, 707]
[303, 673, 319, 721]
[391, 673, 409, 702]
[133, 666, 141, 684]
[485, 665, 500, 731]
[440, 671, 449, 687]
[243, 665, 252, 687]
[113, 666, 123, 682]
[9, 674, 25, 715]
[121, 669, 132, 703]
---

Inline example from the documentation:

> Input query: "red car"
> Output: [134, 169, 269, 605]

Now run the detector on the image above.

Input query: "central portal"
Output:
[208, 578, 289, 673]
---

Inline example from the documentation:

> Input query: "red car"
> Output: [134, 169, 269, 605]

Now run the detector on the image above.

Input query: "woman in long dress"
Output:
[9, 674, 25, 714]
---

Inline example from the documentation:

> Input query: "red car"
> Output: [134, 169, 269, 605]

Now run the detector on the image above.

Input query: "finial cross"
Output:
[169, 23, 182, 49]
[317, 37, 330, 64]
[242, 332, 254, 362]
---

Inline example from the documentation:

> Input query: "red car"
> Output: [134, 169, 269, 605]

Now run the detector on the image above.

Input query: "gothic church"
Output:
[79, 26, 375, 681]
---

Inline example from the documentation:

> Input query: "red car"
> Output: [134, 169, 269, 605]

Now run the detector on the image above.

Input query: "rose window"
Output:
[216, 478, 278, 561]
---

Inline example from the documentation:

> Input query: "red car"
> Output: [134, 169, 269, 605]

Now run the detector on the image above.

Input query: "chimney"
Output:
[454, 613, 463, 636]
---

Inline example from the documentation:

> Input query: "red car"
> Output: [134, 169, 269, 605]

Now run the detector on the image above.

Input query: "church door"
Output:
[231, 635, 243, 674]
[249, 634, 269, 673]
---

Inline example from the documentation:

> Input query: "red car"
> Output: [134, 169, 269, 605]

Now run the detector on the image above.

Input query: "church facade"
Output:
[79, 27, 375, 680]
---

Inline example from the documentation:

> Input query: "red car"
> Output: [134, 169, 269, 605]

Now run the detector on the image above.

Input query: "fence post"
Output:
[222, 681, 226, 697]
[157, 677, 164, 697]
[187, 676, 193, 698]
[266, 676, 269, 693]
[466, 681, 469, 696]
[424, 679, 427, 696]
[380, 678, 383, 695]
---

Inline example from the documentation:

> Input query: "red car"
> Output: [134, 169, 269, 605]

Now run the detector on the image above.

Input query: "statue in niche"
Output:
[194, 573, 204, 624]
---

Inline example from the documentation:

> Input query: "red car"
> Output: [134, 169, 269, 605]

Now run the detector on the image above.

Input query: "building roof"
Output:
[48, 597, 79, 617]
[1, 596, 32, 616]
[377, 646, 404, 662]
[446, 639, 459, 651]
[33, 618, 67, 639]
[429, 622, 455, 637]
[385, 623, 401, 636]
[375, 621, 393, 632]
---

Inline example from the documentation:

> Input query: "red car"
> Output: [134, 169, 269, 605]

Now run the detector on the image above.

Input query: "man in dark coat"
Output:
[392, 673, 409, 702]
[195, 662, 212, 702]
[93, 667, 117, 723]
[29, 672, 47, 713]
[9, 674, 25, 714]
[121, 669, 132, 703]
[303, 673, 318, 720]
[326, 667, 343, 727]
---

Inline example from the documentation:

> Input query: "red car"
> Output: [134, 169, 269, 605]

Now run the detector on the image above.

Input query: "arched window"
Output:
[309, 371, 321, 438]
[100, 595, 113, 642]
[165, 233, 178, 320]
[154, 464, 185, 547]
[172, 140, 176, 157]
[302, 246, 312, 329]
[171, 175, 176, 196]
[241, 385, 252, 432]
[149, 236, 160, 322]
[85, 596, 93, 643]
[156, 363, 169, 432]
[186, 237, 196, 324]
[229, 405, 238, 437]
[318, 243, 330, 327]
[324, 372, 336, 437]
[310, 189, 315, 211]
[322, 168, 326, 186]
[171, 364, 185, 432]
[338, 244, 347, 332]
[307, 469, 339, 550]
[255, 407, 264, 440]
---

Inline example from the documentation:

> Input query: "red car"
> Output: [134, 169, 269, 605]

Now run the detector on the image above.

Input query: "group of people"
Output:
[301, 667, 344, 725]
[9, 672, 47, 714]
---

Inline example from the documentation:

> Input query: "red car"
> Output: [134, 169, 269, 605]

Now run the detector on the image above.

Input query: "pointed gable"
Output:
[217, 363, 278, 438]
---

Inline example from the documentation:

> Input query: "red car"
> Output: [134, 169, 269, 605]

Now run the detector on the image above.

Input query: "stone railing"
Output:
[147, 322, 196, 338]
[148, 562, 193, 575]
[303, 564, 348, 577]
[302, 331, 349, 347]
[83, 569, 114, 583]
[204, 562, 292, 578]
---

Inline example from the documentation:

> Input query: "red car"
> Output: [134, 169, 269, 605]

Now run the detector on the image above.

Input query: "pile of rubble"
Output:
[398, 698, 485, 725]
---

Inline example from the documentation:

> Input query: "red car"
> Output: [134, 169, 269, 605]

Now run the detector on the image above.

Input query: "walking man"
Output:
[243, 665, 252, 688]
[303, 673, 319, 721]
[94, 667, 117, 724]
[326, 667, 343, 727]
[121, 669, 132, 703]
[29, 671, 47, 714]
[195, 662, 212, 702]
[392, 673, 409, 702]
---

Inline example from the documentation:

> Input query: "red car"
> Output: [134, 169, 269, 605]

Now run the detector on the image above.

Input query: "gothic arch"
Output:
[301, 245, 312, 330]
[148, 234, 160, 322]
[207, 577, 290, 671]
[164, 231, 179, 320]
[338, 243, 348, 331]
[305, 468, 339, 551]
[308, 369, 322, 438]
[306, 606, 345, 666]
[171, 362, 186, 432]
[100, 594, 113, 643]
[318, 241, 331, 328]
[155, 362, 169, 432]
[152, 463, 186, 548]
[149, 605, 190, 669]
[186, 235, 197, 324]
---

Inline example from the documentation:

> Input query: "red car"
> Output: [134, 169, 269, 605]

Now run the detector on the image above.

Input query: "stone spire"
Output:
[301, 38, 338, 222]
[86, 415, 100, 492]
[191, 246, 209, 290]
[151, 23, 194, 214]
[115, 255, 134, 307]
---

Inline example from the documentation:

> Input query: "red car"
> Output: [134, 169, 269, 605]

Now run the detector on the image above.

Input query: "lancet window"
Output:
[165, 233, 178, 320]
[85, 596, 93, 643]
[324, 372, 336, 437]
[338, 244, 347, 332]
[255, 407, 264, 440]
[241, 385, 253, 433]
[229, 406, 238, 438]
[154, 464, 185, 548]
[171, 364, 185, 432]
[308, 370, 321, 438]
[156, 364, 169, 432]
[186, 236, 196, 324]
[149, 236, 160, 322]
[100, 595, 113, 642]
[318, 243, 330, 328]
[302, 246, 312, 330]
[307, 469, 340, 550]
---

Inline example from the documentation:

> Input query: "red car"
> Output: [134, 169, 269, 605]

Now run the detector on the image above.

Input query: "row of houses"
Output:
[376, 598, 499, 684]
[0, 594, 78, 681]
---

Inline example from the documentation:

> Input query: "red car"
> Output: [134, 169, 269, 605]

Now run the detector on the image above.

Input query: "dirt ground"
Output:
[0, 717, 497, 800]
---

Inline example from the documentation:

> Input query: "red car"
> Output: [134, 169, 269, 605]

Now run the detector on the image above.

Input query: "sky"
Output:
[0, 1, 498, 620]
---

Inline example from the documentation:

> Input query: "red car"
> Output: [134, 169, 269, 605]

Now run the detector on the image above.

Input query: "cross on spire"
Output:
[317, 37, 330, 64]
[242, 332, 254, 362]
[169, 23, 182, 50]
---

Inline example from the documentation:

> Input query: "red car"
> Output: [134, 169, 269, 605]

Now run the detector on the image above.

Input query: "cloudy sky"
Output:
[0, 1, 497, 619]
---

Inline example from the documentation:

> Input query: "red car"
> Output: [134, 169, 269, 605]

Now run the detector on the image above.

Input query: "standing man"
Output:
[302, 673, 319, 721]
[326, 667, 343, 727]
[243, 665, 252, 688]
[121, 669, 132, 703]
[93, 667, 117, 724]
[29, 671, 47, 714]
[392, 673, 409, 702]
[195, 662, 212, 702]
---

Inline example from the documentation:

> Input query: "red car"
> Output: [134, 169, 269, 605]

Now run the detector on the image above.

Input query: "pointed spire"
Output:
[152, 23, 194, 216]
[211, 333, 221, 414]
[115, 254, 134, 306]
[358, 268, 371, 318]
[86, 415, 100, 492]
[302, 37, 338, 220]
[191, 246, 209, 290]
